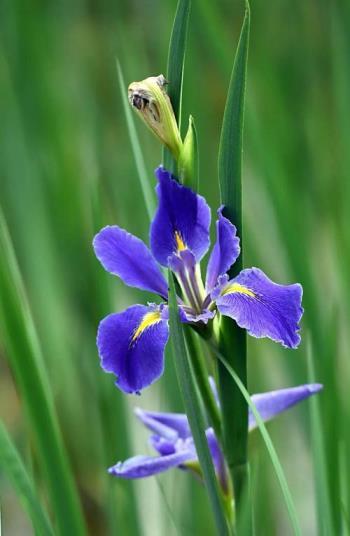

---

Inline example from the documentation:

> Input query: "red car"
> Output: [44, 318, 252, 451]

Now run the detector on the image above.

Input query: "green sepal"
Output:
[179, 115, 199, 190]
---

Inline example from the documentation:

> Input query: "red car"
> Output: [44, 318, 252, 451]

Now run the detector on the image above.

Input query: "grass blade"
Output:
[216, 1, 251, 522]
[168, 271, 229, 536]
[307, 337, 334, 535]
[212, 346, 302, 536]
[116, 60, 156, 221]
[0, 421, 54, 536]
[0, 208, 86, 535]
[163, 0, 191, 172]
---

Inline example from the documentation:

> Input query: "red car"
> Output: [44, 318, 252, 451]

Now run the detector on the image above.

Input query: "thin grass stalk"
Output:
[163, 0, 191, 173]
[0, 209, 86, 536]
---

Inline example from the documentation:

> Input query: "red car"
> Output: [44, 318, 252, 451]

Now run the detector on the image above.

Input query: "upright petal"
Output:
[213, 268, 303, 348]
[150, 166, 211, 266]
[93, 226, 168, 298]
[97, 304, 169, 394]
[108, 449, 195, 479]
[205, 207, 240, 292]
[249, 384, 323, 430]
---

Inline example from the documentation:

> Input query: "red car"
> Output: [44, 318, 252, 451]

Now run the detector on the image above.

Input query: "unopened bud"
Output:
[128, 75, 183, 159]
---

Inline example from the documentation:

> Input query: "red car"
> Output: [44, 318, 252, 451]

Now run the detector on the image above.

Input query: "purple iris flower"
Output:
[93, 166, 303, 394]
[109, 383, 322, 485]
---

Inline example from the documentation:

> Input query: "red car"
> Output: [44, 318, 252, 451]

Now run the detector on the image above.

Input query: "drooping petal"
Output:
[136, 408, 191, 439]
[108, 449, 195, 479]
[150, 166, 211, 266]
[97, 304, 169, 394]
[213, 268, 303, 348]
[93, 225, 168, 298]
[205, 207, 240, 292]
[249, 384, 323, 430]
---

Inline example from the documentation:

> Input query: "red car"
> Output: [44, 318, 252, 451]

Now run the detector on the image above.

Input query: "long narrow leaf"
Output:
[0, 208, 86, 536]
[163, 0, 191, 172]
[0, 421, 54, 536]
[168, 272, 229, 536]
[307, 338, 334, 535]
[216, 1, 251, 520]
[116, 60, 156, 221]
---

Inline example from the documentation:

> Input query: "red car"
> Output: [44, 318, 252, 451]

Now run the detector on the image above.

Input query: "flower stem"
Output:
[185, 327, 222, 442]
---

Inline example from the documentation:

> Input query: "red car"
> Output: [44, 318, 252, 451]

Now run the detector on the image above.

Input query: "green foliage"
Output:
[0, 421, 54, 536]
[168, 272, 229, 535]
[216, 3, 251, 529]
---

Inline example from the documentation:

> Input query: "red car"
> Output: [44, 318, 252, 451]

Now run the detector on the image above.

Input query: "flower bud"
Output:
[128, 75, 183, 159]
[178, 115, 198, 189]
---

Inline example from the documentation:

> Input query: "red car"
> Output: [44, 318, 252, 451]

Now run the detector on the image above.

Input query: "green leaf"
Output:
[307, 338, 334, 535]
[211, 346, 302, 536]
[163, 0, 191, 173]
[168, 271, 229, 536]
[0, 421, 54, 536]
[216, 1, 251, 524]
[0, 208, 86, 536]
[218, 1, 250, 242]
[116, 60, 156, 221]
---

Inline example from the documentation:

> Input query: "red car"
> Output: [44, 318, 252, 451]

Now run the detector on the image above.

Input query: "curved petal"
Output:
[249, 384, 323, 430]
[108, 449, 195, 479]
[136, 408, 191, 439]
[93, 225, 168, 298]
[205, 207, 240, 292]
[213, 268, 303, 348]
[150, 166, 211, 266]
[134, 407, 180, 441]
[97, 304, 169, 394]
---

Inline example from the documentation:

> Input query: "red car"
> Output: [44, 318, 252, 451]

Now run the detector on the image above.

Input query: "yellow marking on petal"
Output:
[174, 231, 186, 252]
[221, 282, 255, 298]
[131, 311, 162, 343]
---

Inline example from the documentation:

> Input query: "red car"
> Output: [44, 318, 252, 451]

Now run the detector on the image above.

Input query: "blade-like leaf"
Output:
[116, 60, 156, 221]
[0, 208, 86, 536]
[168, 271, 229, 536]
[216, 1, 251, 521]
[163, 0, 191, 173]
[0, 421, 54, 536]
[307, 338, 334, 535]
[211, 345, 302, 536]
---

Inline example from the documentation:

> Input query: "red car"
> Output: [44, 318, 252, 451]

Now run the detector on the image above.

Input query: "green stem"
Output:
[217, 321, 249, 521]
[216, 3, 251, 532]
[185, 327, 222, 442]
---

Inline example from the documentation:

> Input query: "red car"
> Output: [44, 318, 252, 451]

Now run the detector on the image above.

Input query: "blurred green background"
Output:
[1, 0, 349, 534]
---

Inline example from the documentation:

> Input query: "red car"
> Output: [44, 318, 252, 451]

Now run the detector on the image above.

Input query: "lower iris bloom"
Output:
[109, 383, 322, 488]
[93, 166, 303, 394]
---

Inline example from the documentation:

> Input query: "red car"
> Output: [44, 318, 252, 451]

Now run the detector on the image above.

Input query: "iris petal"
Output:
[213, 268, 303, 348]
[205, 207, 240, 292]
[93, 225, 168, 298]
[97, 304, 169, 394]
[150, 166, 211, 266]
[249, 384, 323, 430]
[135, 408, 191, 439]
[108, 450, 195, 479]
